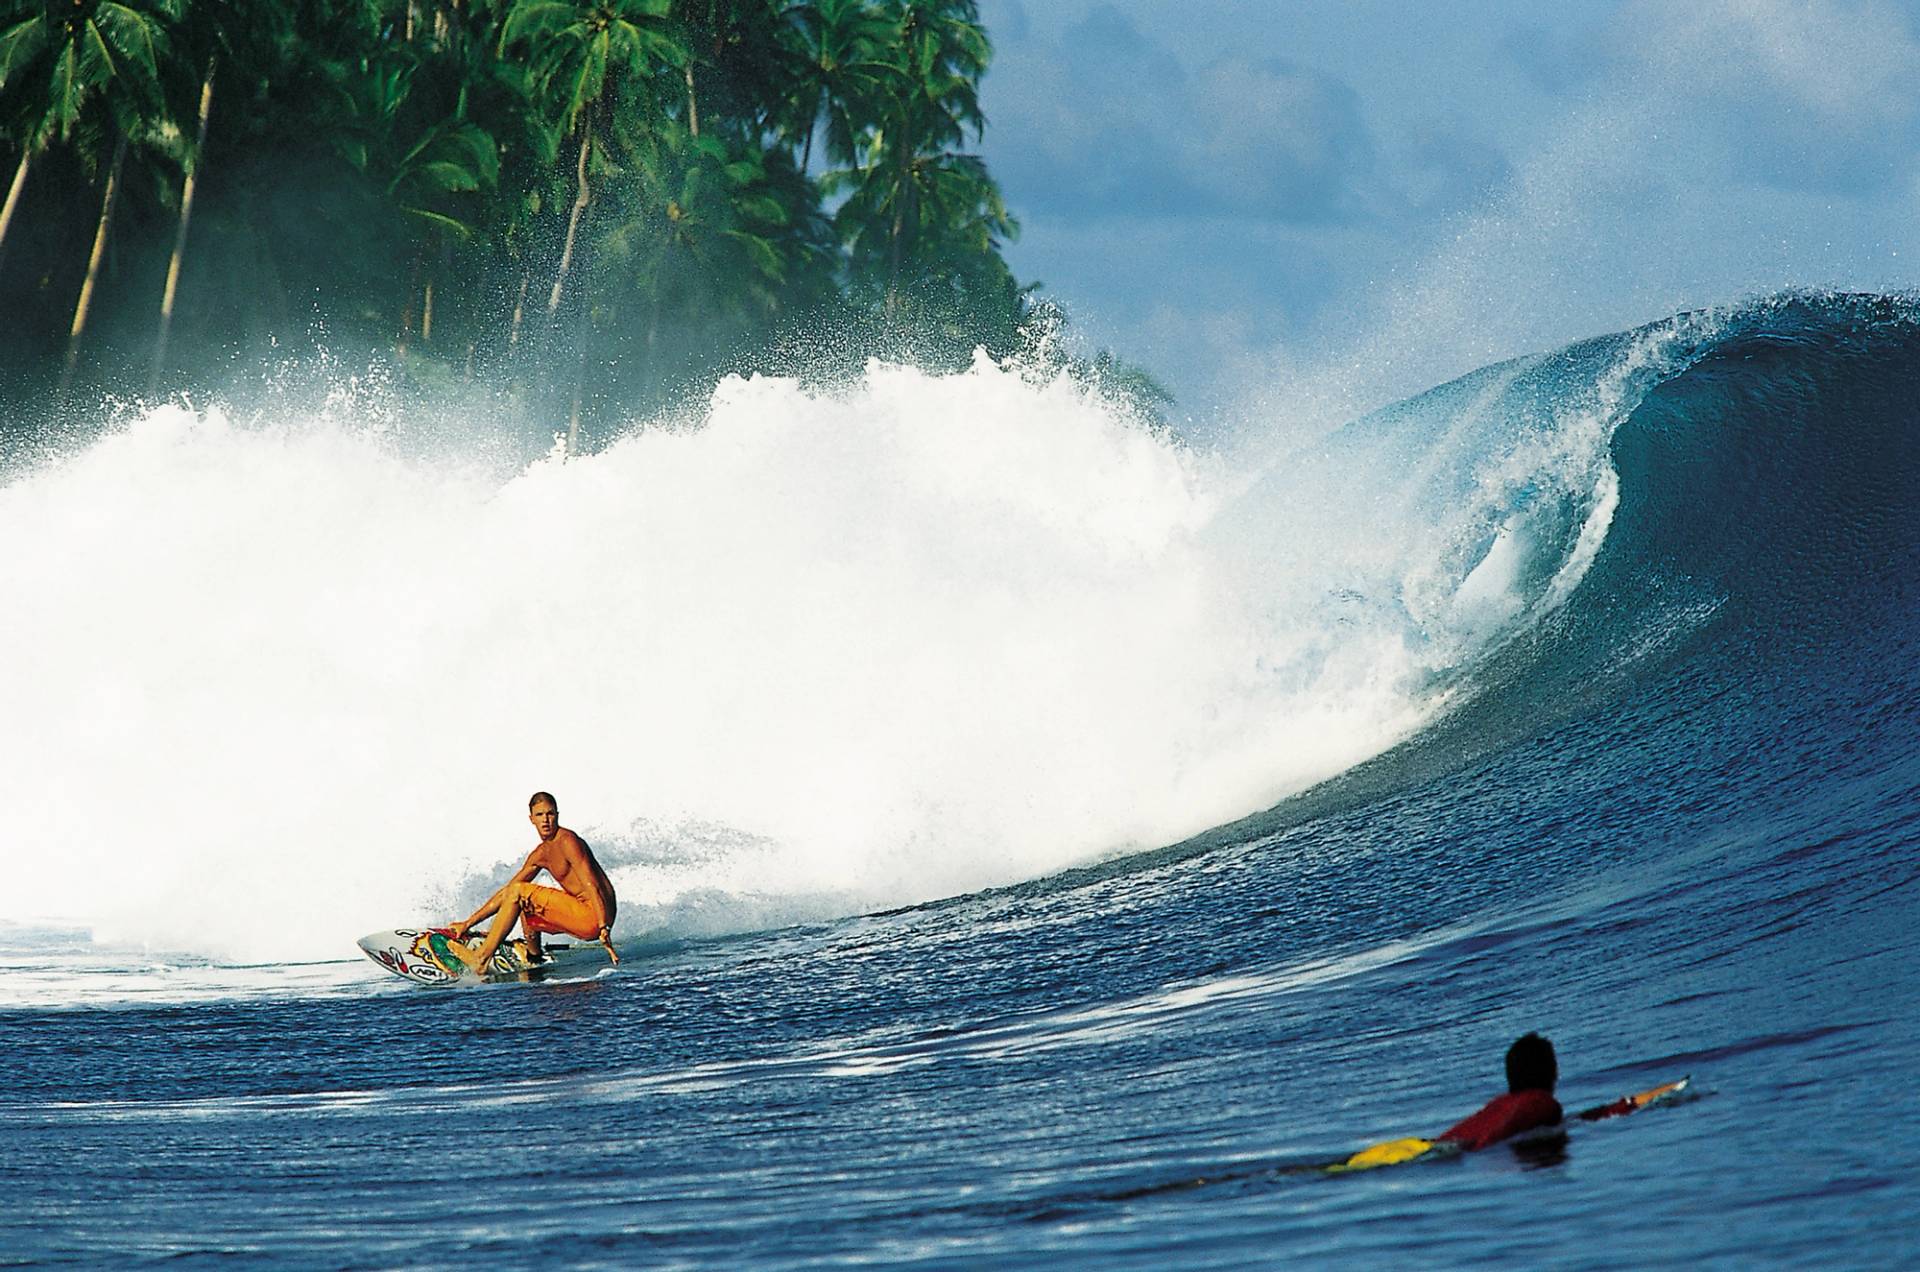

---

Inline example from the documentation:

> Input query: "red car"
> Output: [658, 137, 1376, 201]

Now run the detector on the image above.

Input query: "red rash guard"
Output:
[1438, 1089, 1564, 1150]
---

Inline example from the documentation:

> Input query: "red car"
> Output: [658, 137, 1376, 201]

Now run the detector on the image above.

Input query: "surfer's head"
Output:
[1505, 1033, 1557, 1092]
[528, 792, 559, 839]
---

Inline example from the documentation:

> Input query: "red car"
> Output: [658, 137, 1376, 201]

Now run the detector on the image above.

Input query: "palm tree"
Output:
[0, 0, 1057, 418]
[830, 143, 1011, 316]
[889, 0, 989, 147]
[149, 0, 297, 394]
[607, 121, 816, 343]
[334, 47, 503, 348]
[502, 0, 685, 324]
[0, 7, 74, 261]
[0, 0, 177, 267]
[388, 0, 555, 360]
[0, 0, 183, 391]
[0, 136, 31, 283]
[147, 56, 213, 393]
[829, 0, 1006, 317]
[672, 0, 798, 141]
[392, 117, 504, 343]
[777, 0, 894, 170]
[0, 26, 52, 268]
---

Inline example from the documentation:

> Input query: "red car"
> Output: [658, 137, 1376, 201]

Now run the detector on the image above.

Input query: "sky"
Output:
[974, 0, 1920, 425]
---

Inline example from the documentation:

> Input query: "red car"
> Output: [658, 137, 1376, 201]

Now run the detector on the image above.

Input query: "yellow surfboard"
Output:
[1328, 1137, 1437, 1172]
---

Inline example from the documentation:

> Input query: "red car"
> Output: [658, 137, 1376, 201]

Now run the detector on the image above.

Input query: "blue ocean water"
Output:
[5, 293, 1920, 1267]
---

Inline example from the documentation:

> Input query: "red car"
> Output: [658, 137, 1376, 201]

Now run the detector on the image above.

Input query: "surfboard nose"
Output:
[357, 929, 458, 984]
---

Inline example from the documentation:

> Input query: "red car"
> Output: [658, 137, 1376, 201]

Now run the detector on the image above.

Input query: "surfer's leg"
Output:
[450, 886, 598, 973]
[449, 883, 512, 941]
[520, 889, 618, 965]
[520, 910, 567, 959]
[519, 887, 605, 942]
[449, 885, 534, 972]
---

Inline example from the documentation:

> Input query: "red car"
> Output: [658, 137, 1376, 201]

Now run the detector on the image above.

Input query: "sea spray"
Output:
[0, 351, 1613, 962]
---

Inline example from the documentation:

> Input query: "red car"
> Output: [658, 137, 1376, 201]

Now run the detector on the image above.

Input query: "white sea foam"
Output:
[0, 352, 1609, 963]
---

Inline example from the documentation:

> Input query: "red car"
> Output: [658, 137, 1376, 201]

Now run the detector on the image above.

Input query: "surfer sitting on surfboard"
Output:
[443, 791, 620, 972]
[1436, 1031, 1563, 1150]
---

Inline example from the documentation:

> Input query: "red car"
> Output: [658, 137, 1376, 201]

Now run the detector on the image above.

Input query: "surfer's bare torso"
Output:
[524, 825, 616, 926]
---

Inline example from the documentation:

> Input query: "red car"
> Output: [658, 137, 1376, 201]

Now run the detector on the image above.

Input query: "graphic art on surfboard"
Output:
[355, 928, 592, 985]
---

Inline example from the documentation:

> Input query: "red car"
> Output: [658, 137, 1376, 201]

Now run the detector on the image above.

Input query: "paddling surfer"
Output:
[444, 792, 619, 972]
[1332, 1032, 1687, 1173]
[1435, 1032, 1563, 1149]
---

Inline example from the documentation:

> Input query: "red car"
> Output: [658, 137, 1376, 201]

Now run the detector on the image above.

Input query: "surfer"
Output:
[1436, 1032, 1563, 1150]
[444, 792, 620, 971]
[1331, 1033, 1685, 1172]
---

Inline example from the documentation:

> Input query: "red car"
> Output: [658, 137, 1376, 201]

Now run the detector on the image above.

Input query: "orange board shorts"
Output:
[520, 885, 607, 941]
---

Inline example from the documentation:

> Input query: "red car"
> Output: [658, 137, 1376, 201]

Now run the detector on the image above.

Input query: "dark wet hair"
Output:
[1506, 1032, 1557, 1092]
[528, 791, 557, 811]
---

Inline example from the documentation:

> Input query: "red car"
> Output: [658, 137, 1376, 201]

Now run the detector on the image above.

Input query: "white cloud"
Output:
[1616, 0, 1920, 193]
[1624, 0, 1919, 119]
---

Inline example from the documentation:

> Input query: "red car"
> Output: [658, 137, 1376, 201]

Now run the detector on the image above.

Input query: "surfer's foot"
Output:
[443, 938, 488, 974]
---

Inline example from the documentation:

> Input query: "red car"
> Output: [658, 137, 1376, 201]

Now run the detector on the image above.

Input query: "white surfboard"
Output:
[356, 928, 581, 985]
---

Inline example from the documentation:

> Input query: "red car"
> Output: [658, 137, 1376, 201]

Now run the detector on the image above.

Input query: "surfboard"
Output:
[355, 928, 586, 985]
[1576, 1075, 1691, 1121]
[1325, 1137, 1449, 1173]
[1326, 1075, 1691, 1173]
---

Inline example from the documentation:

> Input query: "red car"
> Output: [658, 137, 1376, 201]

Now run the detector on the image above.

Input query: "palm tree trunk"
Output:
[685, 63, 700, 137]
[61, 134, 128, 397]
[508, 269, 530, 348]
[566, 350, 585, 455]
[801, 86, 824, 172]
[437, 237, 452, 343]
[566, 293, 590, 455]
[547, 130, 592, 317]
[421, 277, 435, 342]
[886, 187, 905, 320]
[0, 148, 30, 275]
[150, 60, 217, 397]
[398, 253, 422, 354]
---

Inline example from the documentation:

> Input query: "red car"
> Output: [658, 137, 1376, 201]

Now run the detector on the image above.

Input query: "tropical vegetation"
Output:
[0, 0, 1165, 447]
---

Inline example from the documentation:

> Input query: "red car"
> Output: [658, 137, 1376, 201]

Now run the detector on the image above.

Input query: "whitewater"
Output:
[0, 336, 1619, 964]
[5, 292, 1919, 1268]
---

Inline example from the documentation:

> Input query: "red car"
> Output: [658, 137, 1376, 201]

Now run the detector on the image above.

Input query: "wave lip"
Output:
[1276, 291, 1920, 828]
